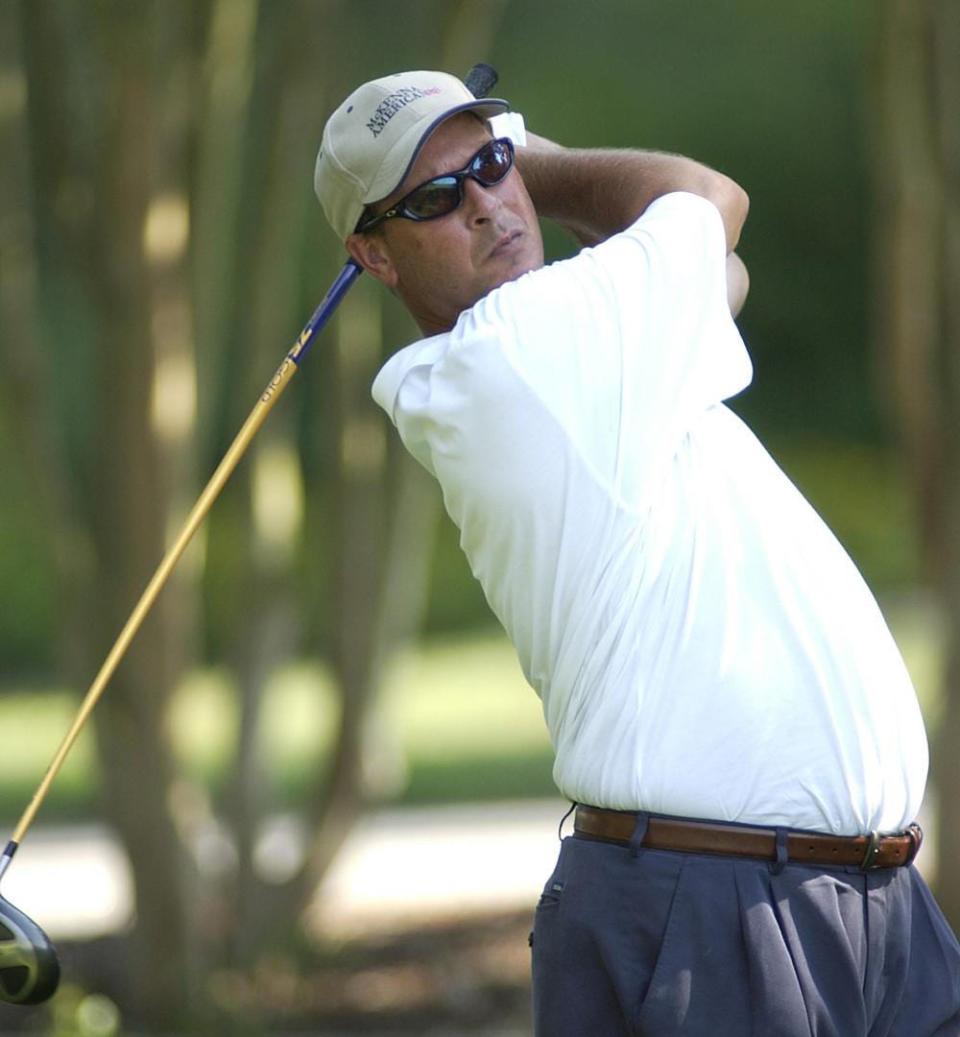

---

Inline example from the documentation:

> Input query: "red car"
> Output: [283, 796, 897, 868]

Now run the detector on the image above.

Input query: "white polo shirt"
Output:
[372, 191, 928, 836]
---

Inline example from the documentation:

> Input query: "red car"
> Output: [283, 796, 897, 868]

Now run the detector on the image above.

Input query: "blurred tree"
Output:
[874, 0, 960, 926]
[17, 0, 200, 1026]
[5, 0, 511, 1026]
[0, 4, 70, 677]
[213, 0, 513, 962]
[8, 0, 933, 1028]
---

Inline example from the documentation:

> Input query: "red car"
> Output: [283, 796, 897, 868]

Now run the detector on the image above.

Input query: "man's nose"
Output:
[463, 176, 503, 224]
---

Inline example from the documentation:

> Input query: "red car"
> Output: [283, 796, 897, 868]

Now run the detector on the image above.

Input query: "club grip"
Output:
[464, 63, 498, 99]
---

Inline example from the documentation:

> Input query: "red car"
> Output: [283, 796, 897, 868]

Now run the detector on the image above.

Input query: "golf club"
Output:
[0, 62, 499, 1007]
[0, 259, 359, 1005]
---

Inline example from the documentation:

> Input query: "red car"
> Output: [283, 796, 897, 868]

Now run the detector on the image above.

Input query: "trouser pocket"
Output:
[532, 837, 684, 1037]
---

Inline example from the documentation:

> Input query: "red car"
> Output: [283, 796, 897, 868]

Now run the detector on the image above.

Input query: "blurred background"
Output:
[1, 0, 957, 1033]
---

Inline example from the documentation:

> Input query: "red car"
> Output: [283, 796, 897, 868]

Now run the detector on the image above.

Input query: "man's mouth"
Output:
[489, 229, 523, 260]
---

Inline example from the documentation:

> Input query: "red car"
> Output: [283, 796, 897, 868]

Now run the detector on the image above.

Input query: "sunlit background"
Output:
[1, 1, 957, 1034]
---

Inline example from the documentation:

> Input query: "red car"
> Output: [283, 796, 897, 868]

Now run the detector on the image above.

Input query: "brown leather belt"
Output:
[574, 805, 923, 870]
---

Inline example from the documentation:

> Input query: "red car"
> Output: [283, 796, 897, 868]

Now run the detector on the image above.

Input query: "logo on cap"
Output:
[366, 85, 442, 138]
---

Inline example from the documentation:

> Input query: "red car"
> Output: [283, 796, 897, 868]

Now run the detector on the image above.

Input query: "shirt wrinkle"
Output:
[370, 191, 928, 835]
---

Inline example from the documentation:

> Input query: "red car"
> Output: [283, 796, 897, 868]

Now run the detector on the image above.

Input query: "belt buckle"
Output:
[861, 830, 883, 870]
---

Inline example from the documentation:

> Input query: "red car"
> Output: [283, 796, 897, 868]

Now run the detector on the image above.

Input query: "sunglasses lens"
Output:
[405, 177, 461, 219]
[383, 139, 515, 225]
[473, 140, 513, 185]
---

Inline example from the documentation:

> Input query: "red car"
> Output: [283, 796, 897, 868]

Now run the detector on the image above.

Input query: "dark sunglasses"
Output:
[357, 137, 516, 233]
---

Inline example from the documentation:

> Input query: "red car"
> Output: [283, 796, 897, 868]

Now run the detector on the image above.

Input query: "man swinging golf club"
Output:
[314, 69, 960, 1035]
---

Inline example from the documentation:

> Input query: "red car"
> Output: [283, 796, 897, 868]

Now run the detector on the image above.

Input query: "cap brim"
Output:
[364, 97, 510, 206]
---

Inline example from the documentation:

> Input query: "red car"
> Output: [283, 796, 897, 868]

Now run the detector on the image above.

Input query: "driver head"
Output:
[0, 895, 60, 1005]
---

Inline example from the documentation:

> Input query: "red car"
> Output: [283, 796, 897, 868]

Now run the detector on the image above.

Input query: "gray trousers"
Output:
[531, 828, 960, 1036]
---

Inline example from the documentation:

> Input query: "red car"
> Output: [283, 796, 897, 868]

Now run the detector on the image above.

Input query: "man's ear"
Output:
[345, 231, 398, 289]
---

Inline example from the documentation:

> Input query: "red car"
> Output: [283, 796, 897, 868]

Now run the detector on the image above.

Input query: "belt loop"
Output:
[629, 812, 650, 858]
[771, 827, 789, 875]
[558, 801, 577, 841]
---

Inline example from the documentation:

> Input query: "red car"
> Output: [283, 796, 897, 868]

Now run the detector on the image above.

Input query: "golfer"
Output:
[314, 70, 960, 1035]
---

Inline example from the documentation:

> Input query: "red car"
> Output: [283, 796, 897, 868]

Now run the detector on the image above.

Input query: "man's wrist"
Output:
[522, 130, 564, 152]
[487, 111, 528, 147]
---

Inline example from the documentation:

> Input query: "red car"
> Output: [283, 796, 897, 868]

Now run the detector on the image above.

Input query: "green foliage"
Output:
[0, 611, 942, 826]
[771, 438, 920, 590]
[423, 512, 495, 634]
[497, 0, 877, 440]
[0, 0, 914, 670]
[0, 415, 56, 673]
[0, 686, 97, 821]
[0, 633, 553, 822]
[48, 985, 122, 1037]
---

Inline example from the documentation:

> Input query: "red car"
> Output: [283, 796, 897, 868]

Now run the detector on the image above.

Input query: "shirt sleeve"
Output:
[472, 190, 753, 510]
[372, 191, 753, 515]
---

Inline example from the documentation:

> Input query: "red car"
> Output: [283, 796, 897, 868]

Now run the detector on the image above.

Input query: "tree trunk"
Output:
[929, 0, 960, 929]
[873, 0, 960, 928]
[87, 6, 195, 1026]
[217, 0, 330, 966]
[20, 1, 198, 1026]
[871, 0, 942, 567]
[0, 3, 80, 676]
[267, 0, 513, 937]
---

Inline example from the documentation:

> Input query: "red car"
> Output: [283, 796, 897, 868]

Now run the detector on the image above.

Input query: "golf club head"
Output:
[0, 894, 59, 1005]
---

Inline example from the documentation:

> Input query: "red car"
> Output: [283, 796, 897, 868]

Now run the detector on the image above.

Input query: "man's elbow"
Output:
[727, 252, 750, 318]
[706, 175, 749, 252]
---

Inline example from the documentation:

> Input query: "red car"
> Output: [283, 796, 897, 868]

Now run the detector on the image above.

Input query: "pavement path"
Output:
[1, 799, 572, 940]
[1, 797, 936, 941]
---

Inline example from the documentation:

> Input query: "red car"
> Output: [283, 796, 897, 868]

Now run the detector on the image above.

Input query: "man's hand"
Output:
[516, 136, 748, 253]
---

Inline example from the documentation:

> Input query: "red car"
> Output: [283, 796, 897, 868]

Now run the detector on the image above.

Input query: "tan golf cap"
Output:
[315, 70, 508, 240]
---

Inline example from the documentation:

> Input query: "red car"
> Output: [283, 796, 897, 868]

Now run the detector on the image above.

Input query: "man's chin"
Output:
[488, 246, 544, 290]
[474, 265, 536, 307]
[452, 246, 545, 319]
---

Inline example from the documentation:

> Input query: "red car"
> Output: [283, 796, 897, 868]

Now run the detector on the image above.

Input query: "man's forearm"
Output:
[517, 134, 749, 252]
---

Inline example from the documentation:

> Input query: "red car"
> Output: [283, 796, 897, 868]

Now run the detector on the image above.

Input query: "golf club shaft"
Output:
[6, 260, 362, 855]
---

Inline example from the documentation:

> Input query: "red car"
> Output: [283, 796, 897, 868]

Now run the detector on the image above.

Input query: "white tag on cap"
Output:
[488, 111, 527, 147]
